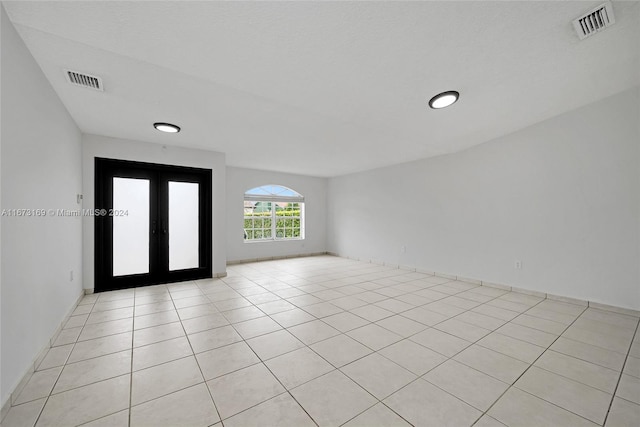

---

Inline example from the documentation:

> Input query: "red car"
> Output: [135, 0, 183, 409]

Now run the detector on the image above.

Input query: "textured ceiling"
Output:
[4, 1, 639, 177]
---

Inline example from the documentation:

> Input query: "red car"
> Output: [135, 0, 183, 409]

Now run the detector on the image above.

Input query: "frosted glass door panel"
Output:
[113, 177, 149, 276]
[169, 181, 199, 271]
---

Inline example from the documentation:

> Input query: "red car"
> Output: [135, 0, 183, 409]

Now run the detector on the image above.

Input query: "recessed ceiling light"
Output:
[428, 91, 460, 109]
[153, 122, 181, 133]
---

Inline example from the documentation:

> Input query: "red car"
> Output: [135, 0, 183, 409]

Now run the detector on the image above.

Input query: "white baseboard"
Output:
[226, 252, 329, 265]
[327, 251, 639, 316]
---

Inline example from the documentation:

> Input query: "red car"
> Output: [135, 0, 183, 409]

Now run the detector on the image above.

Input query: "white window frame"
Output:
[244, 186, 305, 242]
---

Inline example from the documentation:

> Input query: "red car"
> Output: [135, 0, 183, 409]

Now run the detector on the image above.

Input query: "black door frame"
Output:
[95, 157, 212, 292]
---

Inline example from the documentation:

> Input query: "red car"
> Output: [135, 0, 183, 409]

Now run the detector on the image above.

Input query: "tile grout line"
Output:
[15, 258, 637, 427]
[198, 276, 401, 425]
[213, 276, 328, 425]
[325, 281, 515, 425]
[128, 287, 139, 427]
[368, 289, 553, 426]
[219, 293, 322, 426]
[27, 299, 93, 427]
[172, 280, 226, 427]
[602, 318, 640, 426]
[51, 294, 133, 427]
[475, 302, 610, 426]
[78, 292, 132, 425]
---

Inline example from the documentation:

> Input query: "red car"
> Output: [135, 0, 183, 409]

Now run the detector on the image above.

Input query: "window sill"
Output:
[243, 238, 305, 244]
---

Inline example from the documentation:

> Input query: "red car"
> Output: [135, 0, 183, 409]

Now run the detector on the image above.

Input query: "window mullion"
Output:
[272, 208, 276, 240]
[244, 196, 303, 242]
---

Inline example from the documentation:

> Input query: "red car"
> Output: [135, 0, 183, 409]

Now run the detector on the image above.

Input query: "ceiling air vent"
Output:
[573, 2, 615, 40]
[64, 70, 104, 91]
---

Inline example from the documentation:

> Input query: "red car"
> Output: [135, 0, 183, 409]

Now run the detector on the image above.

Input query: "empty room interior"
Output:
[1, 1, 639, 426]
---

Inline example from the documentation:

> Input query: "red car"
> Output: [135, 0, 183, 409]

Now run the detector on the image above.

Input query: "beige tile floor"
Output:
[2, 256, 639, 427]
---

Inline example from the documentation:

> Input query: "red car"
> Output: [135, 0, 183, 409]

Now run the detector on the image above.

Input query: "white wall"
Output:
[1, 4, 4, 409]
[1, 5, 83, 406]
[226, 166, 327, 262]
[328, 88, 640, 310]
[82, 134, 227, 289]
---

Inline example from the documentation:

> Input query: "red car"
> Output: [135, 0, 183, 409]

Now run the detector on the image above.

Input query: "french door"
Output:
[95, 158, 212, 292]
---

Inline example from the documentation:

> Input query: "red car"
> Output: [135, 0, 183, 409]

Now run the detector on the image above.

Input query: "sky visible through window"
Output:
[245, 185, 301, 198]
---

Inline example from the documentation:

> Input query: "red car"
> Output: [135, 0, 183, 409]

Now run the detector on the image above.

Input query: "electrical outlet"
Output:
[515, 260, 522, 269]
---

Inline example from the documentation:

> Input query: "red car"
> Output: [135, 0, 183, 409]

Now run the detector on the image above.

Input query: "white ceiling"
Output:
[4, 1, 639, 177]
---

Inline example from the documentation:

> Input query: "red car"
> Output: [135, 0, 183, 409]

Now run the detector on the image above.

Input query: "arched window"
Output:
[244, 185, 305, 241]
